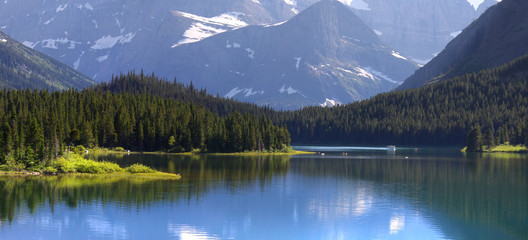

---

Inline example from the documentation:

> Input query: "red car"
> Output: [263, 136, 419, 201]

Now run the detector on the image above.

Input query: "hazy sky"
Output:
[466, 0, 484, 9]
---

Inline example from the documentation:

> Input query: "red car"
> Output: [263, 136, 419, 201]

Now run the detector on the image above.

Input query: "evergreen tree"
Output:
[467, 125, 482, 152]
[483, 128, 495, 149]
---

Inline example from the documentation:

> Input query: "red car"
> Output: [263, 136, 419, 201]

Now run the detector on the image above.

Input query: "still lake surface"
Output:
[1, 146, 527, 239]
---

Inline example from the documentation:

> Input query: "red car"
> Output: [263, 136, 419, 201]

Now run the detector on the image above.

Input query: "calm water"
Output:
[1, 147, 527, 239]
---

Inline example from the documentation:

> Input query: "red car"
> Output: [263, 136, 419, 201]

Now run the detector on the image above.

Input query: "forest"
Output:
[98, 56, 528, 147]
[0, 88, 290, 170]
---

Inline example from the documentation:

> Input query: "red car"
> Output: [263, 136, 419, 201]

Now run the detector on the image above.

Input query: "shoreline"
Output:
[89, 148, 315, 156]
[461, 144, 527, 153]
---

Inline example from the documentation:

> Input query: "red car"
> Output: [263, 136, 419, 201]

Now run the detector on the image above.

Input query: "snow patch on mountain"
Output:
[284, 0, 297, 6]
[363, 66, 401, 84]
[450, 30, 462, 38]
[373, 29, 383, 36]
[73, 51, 85, 70]
[391, 51, 407, 60]
[279, 85, 299, 95]
[172, 11, 247, 47]
[246, 48, 255, 59]
[91, 33, 136, 50]
[84, 3, 94, 11]
[0, 38, 6, 43]
[41, 38, 81, 50]
[338, 0, 371, 11]
[23, 41, 37, 48]
[56, 4, 68, 13]
[321, 98, 343, 107]
[225, 87, 264, 98]
[96, 55, 108, 62]
[294, 57, 302, 70]
[252, 0, 261, 4]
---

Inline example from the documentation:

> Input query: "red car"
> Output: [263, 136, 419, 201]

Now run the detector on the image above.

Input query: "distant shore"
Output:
[461, 144, 527, 153]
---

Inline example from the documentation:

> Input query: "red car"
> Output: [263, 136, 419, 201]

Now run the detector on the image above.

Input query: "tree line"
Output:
[0, 89, 290, 169]
[91, 55, 528, 148]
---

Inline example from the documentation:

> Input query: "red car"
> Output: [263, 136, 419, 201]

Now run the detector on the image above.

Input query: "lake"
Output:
[1, 146, 527, 239]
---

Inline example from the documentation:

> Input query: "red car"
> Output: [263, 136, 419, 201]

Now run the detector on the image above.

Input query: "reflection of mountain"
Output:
[290, 155, 528, 239]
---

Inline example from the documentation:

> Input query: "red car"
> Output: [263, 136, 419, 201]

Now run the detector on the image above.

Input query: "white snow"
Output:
[0, 39, 7, 43]
[225, 87, 243, 98]
[252, 0, 261, 4]
[91, 35, 121, 50]
[91, 33, 135, 50]
[56, 4, 68, 13]
[44, 16, 56, 25]
[84, 3, 94, 11]
[73, 51, 85, 70]
[291, 8, 299, 14]
[233, 43, 241, 48]
[242, 88, 264, 97]
[22, 41, 36, 48]
[174, 11, 247, 28]
[1, 26, 6, 29]
[338, 0, 371, 11]
[373, 29, 383, 36]
[279, 85, 299, 95]
[41, 38, 80, 49]
[353, 67, 375, 80]
[173, 23, 226, 47]
[246, 48, 255, 59]
[172, 11, 248, 47]
[284, 0, 297, 6]
[321, 98, 343, 107]
[96, 55, 108, 62]
[363, 66, 401, 84]
[294, 57, 302, 70]
[264, 21, 287, 28]
[391, 51, 408, 60]
[450, 30, 462, 38]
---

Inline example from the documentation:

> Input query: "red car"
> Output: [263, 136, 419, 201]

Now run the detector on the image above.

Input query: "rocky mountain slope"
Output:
[0, 31, 93, 90]
[398, 0, 528, 90]
[0, 0, 480, 83]
[146, 0, 418, 109]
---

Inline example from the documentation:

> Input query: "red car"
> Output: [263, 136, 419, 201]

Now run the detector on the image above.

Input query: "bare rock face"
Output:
[146, 0, 418, 109]
[350, 0, 477, 64]
[398, 0, 528, 90]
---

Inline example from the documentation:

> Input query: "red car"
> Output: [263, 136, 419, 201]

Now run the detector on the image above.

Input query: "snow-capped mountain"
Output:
[0, 0, 479, 83]
[398, 0, 528, 90]
[142, 0, 418, 109]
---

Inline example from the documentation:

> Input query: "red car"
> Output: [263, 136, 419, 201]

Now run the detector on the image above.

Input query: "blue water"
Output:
[1, 147, 527, 239]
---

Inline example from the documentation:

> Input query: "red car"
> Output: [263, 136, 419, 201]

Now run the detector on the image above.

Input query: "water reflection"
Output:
[0, 150, 527, 239]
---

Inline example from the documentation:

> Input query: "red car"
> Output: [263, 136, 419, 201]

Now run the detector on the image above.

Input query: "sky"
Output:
[466, 0, 484, 9]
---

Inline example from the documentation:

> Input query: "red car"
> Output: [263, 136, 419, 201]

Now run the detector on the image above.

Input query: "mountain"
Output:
[146, 0, 418, 109]
[276, 54, 528, 146]
[0, 31, 94, 90]
[398, 0, 527, 90]
[476, 0, 502, 15]
[350, 0, 477, 64]
[0, 0, 476, 84]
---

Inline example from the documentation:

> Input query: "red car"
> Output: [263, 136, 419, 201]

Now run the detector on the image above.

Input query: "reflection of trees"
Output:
[292, 155, 528, 239]
[0, 154, 290, 223]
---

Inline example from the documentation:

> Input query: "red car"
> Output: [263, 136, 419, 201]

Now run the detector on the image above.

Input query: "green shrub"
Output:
[42, 166, 58, 174]
[112, 147, 125, 151]
[53, 157, 77, 173]
[0, 164, 9, 171]
[125, 164, 156, 173]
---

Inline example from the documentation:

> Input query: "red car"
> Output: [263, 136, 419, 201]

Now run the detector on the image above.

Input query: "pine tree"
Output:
[483, 128, 495, 149]
[467, 125, 482, 152]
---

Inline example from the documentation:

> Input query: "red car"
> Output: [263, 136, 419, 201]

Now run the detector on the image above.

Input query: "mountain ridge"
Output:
[0, 31, 94, 90]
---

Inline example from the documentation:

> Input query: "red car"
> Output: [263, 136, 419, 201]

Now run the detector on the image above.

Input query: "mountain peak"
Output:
[286, 0, 380, 44]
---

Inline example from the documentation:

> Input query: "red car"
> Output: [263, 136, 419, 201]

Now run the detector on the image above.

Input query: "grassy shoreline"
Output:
[461, 144, 527, 153]
[0, 152, 181, 179]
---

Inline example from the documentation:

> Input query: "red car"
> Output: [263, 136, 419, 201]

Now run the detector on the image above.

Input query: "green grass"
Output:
[461, 144, 527, 153]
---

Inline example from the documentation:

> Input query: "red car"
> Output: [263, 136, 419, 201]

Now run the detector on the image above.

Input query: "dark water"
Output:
[0, 147, 527, 239]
